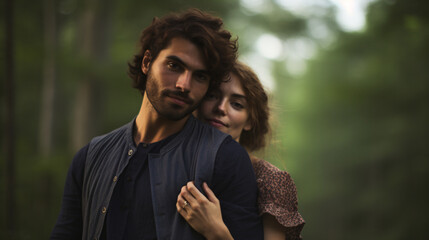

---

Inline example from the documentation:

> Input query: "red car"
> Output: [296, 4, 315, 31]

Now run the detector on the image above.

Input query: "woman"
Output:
[176, 62, 305, 239]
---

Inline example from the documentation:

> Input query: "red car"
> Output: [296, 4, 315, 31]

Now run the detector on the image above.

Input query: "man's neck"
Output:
[133, 96, 189, 145]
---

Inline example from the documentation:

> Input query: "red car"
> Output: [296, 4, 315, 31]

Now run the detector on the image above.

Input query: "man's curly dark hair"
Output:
[128, 8, 238, 94]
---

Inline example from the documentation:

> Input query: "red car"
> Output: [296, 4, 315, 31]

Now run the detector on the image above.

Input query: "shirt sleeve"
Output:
[50, 144, 88, 240]
[254, 160, 305, 240]
[211, 136, 264, 240]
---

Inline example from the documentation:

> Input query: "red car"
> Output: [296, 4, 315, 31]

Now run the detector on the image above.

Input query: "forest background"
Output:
[1, 0, 428, 239]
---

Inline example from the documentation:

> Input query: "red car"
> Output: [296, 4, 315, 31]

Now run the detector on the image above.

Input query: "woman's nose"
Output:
[214, 99, 227, 115]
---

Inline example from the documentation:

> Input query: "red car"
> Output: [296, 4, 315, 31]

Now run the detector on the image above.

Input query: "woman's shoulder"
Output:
[252, 158, 305, 231]
[252, 158, 292, 182]
[252, 158, 297, 204]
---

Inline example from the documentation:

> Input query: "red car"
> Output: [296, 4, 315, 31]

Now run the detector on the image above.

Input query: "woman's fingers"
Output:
[176, 201, 184, 212]
[203, 182, 219, 204]
[176, 182, 232, 239]
[177, 181, 216, 214]
[178, 185, 195, 214]
[177, 192, 188, 211]
[180, 184, 199, 207]
[186, 182, 209, 202]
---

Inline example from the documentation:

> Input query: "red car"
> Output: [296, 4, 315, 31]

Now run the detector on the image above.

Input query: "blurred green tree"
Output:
[2, 0, 306, 239]
[279, 0, 429, 239]
[3, 0, 428, 239]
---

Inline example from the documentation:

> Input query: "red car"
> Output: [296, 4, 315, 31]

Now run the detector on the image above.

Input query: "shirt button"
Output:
[113, 176, 118, 182]
[101, 207, 107, 214]
[128, 149, 133, 156]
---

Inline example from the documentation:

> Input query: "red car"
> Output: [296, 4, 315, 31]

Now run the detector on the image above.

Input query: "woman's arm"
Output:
[262, 214, 287, 240]
[176, 182, 234, 240]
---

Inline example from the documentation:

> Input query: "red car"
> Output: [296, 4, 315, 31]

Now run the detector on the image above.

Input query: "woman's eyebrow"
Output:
[231, 93, 246, 99]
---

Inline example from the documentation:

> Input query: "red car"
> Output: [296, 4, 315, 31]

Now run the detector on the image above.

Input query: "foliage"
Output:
[275, 0, 429, 239]
[1, 0, 428, 239]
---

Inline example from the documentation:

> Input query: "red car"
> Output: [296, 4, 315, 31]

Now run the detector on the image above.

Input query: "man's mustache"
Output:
[162, 90, 193, 105]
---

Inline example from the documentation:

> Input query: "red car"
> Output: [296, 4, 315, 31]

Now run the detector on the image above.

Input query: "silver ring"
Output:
[183, 200, 188, 208]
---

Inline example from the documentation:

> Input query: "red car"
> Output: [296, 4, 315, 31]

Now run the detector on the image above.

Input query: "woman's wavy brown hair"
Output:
[128, 8, 238, 94]
[233, 62, 270, 152]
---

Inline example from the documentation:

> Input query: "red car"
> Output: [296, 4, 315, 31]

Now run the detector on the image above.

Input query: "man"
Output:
[51, 9, 263, 240]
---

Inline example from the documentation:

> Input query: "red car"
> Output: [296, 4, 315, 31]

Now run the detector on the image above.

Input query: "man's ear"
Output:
[141, 50, 152, 74]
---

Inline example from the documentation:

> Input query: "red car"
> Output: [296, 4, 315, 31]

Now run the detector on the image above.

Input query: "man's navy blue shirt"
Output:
[51, 134, 262, 239]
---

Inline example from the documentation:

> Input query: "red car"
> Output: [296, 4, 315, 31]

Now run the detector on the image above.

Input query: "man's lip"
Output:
[207, 118, 227, 127]
[167, 94, 192, 105]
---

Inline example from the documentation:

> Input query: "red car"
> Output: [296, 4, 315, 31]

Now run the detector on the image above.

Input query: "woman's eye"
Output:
[231, 102, 244, 110]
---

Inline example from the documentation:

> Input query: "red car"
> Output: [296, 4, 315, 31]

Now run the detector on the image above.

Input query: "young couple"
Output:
[51, 8, 304, 240]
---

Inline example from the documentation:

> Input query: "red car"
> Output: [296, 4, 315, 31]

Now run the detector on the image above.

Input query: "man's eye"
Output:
[196, 73, 209, 82]
[167, 62, 180, 71]
[205, 92, 218, 100]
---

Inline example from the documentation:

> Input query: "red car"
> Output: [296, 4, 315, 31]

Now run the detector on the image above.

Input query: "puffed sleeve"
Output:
[253, 160, 305, 240]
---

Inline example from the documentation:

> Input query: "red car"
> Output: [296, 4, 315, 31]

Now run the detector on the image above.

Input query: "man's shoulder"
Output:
[183, 117, 229, 149]
[86, 119, 135, 159]
[191, 116, 227, 138]
[214, 135, 252, 174]
[90, 120, 133, 146]
[218, 135, 248, 156]
[189, 119, 248, 160]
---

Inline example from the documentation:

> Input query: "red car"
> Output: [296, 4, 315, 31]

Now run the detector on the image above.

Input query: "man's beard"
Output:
[145, 72, 201, 121]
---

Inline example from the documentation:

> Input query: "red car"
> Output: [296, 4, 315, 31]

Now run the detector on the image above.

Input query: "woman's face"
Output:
[198, 73, 251, 142]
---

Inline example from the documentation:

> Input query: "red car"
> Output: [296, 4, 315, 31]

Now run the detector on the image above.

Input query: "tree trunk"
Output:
[39, 0, 57, 156]
[71, 0, 113, 151]
[4, 0, 16, 238]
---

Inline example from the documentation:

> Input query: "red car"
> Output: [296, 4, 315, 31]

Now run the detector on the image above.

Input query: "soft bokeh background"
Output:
[1, 0, 428, 239]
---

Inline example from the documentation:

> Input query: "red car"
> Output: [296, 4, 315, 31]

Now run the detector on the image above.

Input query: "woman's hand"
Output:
[176, 182, 233, 240]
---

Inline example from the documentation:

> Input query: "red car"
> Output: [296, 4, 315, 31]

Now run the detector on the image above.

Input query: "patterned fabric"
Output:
[253, 159, 305, 240]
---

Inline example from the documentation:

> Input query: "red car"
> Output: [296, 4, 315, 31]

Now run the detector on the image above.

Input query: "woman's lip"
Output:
[207, 119, 227, 128]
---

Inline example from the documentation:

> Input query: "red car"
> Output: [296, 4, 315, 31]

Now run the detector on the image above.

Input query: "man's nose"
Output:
[176, 71, 192, 92]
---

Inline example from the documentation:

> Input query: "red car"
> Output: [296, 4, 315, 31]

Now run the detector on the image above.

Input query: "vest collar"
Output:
[123, 115, 198, 154]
